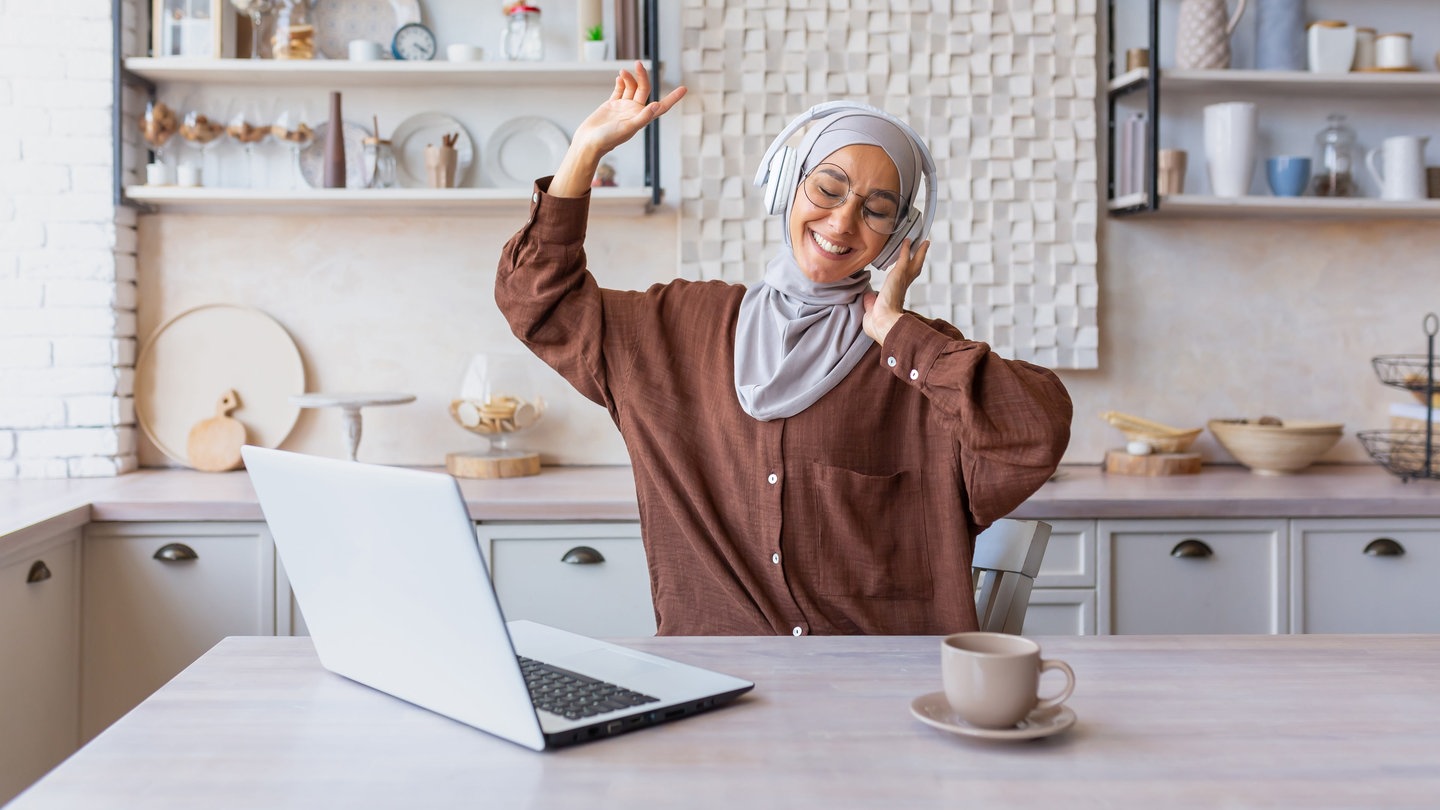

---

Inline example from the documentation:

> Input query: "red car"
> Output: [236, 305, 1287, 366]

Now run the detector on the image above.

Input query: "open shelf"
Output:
[1109, 68, 1440, 98]
[123, 57, 643, 87]
[123, 185, 658, 215]
[1106, 193, 1440, 219]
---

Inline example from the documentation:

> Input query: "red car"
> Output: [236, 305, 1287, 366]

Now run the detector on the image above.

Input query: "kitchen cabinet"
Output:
[475, 522, 657, 638]
[1024, 519, 1099, 635]
[80, 522, 276, 742]
[1106, 0, 1440, 219]
[1099, 519, 1288, 634]
[1290, 518, 1440, 633]
[0, 528, 81, 807]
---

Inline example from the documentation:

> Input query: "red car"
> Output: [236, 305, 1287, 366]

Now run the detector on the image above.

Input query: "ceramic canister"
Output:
[1307, 21, 1356, 74]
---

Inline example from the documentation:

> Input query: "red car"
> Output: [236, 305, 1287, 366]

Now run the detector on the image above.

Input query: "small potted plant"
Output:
[582, 24, 607, 62]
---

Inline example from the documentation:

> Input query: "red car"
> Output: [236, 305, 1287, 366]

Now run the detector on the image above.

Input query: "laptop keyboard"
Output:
[518, 656, 661, 720]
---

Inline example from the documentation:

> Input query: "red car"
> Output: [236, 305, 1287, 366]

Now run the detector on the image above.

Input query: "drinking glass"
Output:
[270, 102, 314, 189]
[225, 97, 271, 188]
[179, 95, 226, 186]
[228, 0, 275, 58]
[140, 98, 180, 171]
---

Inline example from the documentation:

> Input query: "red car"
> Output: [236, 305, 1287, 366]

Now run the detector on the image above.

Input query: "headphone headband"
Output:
[754, 101, 938, 269]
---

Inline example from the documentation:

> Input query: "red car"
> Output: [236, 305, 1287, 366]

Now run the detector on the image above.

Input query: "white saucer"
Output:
[910, 692, 1076, 741]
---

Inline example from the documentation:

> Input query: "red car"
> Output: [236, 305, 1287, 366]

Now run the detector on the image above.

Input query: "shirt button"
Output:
[767, 473, 778, 485]
[887, 356, 897, 367]
[909, 369, 919, 380]
[771, 552, 780, 564]
[532, 192, 540, 203]
[792, 626, 803, 637]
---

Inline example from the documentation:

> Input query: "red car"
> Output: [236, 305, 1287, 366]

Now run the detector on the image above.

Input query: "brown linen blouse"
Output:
[496, 179, 1073, 636]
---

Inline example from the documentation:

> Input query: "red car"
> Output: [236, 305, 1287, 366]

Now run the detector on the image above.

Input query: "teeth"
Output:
[811, 230, 852, 255]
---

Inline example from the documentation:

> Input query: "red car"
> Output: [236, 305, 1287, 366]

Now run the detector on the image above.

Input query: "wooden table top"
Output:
[9, 634, 1439, 809]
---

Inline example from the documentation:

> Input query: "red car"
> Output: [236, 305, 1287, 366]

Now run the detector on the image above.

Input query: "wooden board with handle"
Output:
[187, 390, 247, 472]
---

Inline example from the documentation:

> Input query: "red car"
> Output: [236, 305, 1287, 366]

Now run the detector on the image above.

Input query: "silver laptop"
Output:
[242, 446, 753, 751]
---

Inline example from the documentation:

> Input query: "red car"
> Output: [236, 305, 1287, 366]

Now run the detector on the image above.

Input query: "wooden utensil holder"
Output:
[425, 144, 458, 188]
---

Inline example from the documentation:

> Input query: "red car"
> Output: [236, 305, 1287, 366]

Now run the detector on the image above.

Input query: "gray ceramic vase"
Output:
[1255, 0, 1306, 71]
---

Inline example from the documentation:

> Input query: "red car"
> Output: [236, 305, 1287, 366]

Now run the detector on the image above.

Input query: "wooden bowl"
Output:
[1100, 411, 1203, 453]
[1208, 419, 1344, 475]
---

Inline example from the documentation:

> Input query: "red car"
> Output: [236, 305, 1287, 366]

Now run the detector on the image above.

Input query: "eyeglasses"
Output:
[800, 163, 906, 235]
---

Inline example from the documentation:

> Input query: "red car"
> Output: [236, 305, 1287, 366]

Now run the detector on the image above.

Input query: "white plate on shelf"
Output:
[391, 112, 475, 188]
[485, 117, 571, 188]
[313, 0, 422, 60]
[299, 120, 371, 189]
[135, 304, 306, 468]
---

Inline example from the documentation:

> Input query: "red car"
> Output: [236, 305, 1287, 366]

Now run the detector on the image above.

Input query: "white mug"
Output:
[1366, 135, 1430, 201]
[1204, 102, 1257, 198]
[1375, 32, 1413, 70]
[145, 162, 173, 186]
[177, 164, 202, 187]
[447, 43, 484, 62]
[348, 39, 383, 61]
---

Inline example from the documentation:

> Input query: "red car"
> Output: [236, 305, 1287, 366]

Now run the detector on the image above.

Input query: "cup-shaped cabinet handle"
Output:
[1363, 538, 1405, 557]
[153, 543, 199, 563]
[26, 560, 52, 584]
[1170, 539, 1214, 559]
[560, 546, 605, 565]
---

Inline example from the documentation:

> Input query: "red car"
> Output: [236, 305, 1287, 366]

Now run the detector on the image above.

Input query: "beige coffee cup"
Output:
[942, 632, 1075, 729]
[1158, 148, 1187, 195]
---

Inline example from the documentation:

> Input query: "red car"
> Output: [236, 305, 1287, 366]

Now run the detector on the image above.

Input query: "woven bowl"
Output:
[1208, 419, 1343, 475]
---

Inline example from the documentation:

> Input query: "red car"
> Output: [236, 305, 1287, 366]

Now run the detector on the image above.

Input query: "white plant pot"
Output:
[582, 40, 608, 62]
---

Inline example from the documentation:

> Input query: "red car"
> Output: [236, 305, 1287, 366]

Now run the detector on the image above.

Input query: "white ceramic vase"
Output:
[1204, 102, 1257, 197]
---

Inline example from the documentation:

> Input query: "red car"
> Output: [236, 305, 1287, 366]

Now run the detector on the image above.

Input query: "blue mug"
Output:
[1267, 156, 1312, 197]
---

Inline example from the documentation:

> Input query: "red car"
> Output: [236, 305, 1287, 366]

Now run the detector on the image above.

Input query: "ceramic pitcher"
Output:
[1366, 135, 1430, 201]
[1177, 0, 1249, 70]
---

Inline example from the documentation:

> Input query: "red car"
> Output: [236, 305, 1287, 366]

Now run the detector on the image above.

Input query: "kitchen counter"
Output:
[6, 463, 1440, 548]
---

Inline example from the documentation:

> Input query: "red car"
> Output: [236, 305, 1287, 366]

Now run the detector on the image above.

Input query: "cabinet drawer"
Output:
[1100, 519, 1287, 635]
[0, 530, 81, 805]
[1291, 519, 1440, 633]
[1034, 519, 1095, 588]
[476, 523, 655, 638]
[1023, 588, 1096, 636]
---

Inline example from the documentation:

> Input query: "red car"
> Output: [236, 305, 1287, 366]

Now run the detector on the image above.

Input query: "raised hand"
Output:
[550, 61, 687, 197]
[862, 239, 930, 346]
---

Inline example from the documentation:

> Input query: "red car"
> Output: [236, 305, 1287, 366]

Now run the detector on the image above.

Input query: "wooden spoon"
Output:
[186, 390, 247, 472]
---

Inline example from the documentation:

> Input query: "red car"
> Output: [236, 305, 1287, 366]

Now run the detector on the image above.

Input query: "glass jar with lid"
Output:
[1309, 113, 1357, 197]
[271, 0, 316, 60]
[502, 4, 544, 61]
[362, 136, 397, 189]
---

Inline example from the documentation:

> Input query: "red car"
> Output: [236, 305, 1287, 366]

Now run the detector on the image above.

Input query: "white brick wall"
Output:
[0, 0, 141, 478]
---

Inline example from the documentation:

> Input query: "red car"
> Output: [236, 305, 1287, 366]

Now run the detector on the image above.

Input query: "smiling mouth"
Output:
[810, 229, 853, 256]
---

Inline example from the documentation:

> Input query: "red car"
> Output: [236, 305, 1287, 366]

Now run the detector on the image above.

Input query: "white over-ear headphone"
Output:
[753, 101, 937, 270]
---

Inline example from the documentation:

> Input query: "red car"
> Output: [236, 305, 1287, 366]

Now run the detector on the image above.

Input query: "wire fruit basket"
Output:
[1357, 313, 1440, 481]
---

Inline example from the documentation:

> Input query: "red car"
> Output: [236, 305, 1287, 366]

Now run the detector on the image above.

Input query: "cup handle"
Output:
[1365, 147, 1384, 188]
[1035, 658, 1075, 711]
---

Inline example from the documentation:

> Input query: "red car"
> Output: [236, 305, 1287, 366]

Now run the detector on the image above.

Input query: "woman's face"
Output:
[787, 144, 902, 284]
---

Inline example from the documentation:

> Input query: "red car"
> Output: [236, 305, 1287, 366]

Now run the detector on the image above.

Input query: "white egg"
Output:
[1126, 440, 1154, 456]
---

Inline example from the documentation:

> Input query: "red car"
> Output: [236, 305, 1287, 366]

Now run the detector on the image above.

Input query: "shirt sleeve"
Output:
[494, 177, 620, 411]
[877, 312, 1073, 528]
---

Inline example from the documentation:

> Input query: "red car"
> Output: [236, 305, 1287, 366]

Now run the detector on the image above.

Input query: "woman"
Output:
[497, 64, 1072, 636]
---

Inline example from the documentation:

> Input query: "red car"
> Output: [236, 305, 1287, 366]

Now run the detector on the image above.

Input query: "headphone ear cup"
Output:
[764, 146, 798, 217]
[875, 207, 924, 270]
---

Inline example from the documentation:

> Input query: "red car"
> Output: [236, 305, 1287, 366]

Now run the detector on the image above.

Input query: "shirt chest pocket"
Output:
[799, 463, 934, 600]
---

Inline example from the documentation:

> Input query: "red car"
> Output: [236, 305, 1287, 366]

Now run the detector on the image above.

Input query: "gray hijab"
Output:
[733, 111, 922, 421]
